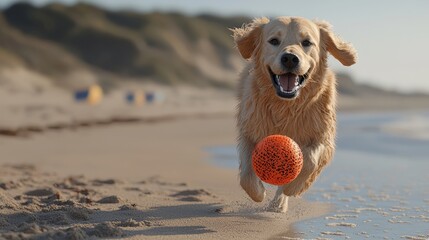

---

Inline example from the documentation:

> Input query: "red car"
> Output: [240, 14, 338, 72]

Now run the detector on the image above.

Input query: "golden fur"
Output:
[232, 17, 357, 212]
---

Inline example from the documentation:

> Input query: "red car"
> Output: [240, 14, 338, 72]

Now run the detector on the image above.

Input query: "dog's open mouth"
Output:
[269, 68, 307, 99]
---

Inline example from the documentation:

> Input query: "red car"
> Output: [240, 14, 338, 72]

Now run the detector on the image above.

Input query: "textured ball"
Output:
[252, 135, 303, 185]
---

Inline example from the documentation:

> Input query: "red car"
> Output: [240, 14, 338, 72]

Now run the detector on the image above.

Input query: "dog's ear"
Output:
[231, 17, 269, 59]
[316, 21, 357, 66]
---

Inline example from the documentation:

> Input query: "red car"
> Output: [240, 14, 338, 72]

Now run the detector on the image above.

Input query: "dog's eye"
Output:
[268, 38, 280, 46]
[302, 39, 312, 47]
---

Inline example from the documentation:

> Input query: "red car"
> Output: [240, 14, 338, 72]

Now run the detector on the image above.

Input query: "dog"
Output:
[232, 17, 357, 212]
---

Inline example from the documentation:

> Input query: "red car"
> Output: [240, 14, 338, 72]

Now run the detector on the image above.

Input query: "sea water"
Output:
[205, 111, 429, 239]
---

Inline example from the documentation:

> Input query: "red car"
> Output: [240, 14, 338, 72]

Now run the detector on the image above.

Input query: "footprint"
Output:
[97, 195, 122, 204]
[170, 189, 213, 202]
[25, 188, 55, 197]
[177, 196, 202, 202]
[92, 179, 122, 186]
[119, 204, 137, 211]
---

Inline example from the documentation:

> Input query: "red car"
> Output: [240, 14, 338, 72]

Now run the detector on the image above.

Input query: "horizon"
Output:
[1, 0, 429, 93]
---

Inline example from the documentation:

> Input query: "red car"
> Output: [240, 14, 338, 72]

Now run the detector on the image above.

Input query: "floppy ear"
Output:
[316, 21, 357, 66]
[231, 17, 269, 59]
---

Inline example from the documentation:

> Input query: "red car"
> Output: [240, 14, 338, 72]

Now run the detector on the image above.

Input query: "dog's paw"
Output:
[267, 195, 288, 213]
[240, 177, 266, 202]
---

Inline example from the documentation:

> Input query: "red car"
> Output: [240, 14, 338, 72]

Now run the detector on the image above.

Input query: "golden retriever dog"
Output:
[232, 17, 357, 212]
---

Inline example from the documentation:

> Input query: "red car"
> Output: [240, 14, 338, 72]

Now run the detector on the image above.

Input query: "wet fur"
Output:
[233, 17, 356, 212]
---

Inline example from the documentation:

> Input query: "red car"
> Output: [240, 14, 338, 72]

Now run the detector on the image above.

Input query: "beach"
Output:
[1, 85, 429, 239]
[2, 1, 429, 238]
[0, 113, 331, 239]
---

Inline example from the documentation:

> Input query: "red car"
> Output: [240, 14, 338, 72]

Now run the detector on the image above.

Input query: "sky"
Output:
[1, 0, 429, 93]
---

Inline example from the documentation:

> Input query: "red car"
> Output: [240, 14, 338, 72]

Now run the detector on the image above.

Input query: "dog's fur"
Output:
[232, 17, 357, 212]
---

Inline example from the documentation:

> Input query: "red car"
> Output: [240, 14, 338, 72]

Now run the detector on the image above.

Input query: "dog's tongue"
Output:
[278, 73, 298, 92]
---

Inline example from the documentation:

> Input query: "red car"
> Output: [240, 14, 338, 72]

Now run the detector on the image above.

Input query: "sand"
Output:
[0, 83, 239, 136]
[1, 84, 428, 239]
[0, 115, 331, 239]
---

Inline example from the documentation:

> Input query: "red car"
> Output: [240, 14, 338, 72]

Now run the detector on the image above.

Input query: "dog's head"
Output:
[232, 17, 357, 99]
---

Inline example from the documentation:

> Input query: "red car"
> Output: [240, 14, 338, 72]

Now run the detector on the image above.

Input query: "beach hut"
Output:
[125, 90, 145, 106]
[145, 91, 165, 104]
[74, 85, 103, 105]
[145, 91, 155, 104]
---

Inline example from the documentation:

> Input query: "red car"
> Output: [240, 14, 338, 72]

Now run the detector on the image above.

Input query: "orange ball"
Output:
[252, 135, 303, 185]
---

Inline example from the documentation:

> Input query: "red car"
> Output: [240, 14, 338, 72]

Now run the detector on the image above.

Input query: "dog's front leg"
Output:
[268, 187, 289, 212]
[238, 136, 266, 202]
[282, 144, 325, 196]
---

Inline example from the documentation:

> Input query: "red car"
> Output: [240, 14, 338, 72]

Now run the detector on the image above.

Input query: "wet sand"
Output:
[208, 111, 429, 239]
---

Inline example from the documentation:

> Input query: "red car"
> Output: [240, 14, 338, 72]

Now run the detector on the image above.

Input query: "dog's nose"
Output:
[281, 53, 300, 69]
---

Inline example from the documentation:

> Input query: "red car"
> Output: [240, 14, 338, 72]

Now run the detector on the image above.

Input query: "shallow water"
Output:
[205, 111, 429, 239]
